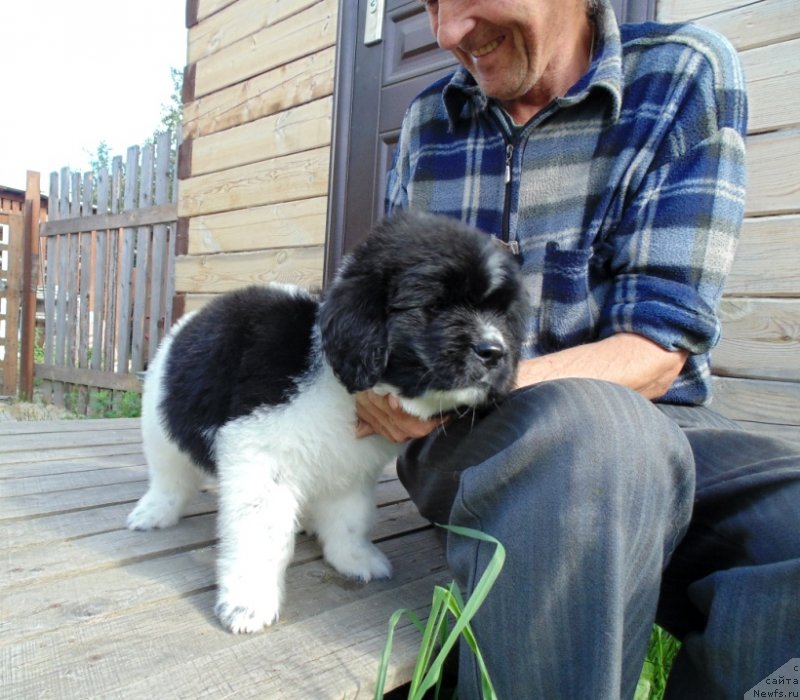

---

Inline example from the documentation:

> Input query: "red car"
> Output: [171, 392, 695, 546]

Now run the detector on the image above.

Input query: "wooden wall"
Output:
[657, 0, 800, 442]
[178, 0, 338, 312]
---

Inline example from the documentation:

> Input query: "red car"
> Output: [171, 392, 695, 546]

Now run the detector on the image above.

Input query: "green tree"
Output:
[154, 67, 183, 139]
[83, 67, 183, 205]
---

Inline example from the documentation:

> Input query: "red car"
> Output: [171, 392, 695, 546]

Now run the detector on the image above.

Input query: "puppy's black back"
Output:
[160, 286, 319, 471]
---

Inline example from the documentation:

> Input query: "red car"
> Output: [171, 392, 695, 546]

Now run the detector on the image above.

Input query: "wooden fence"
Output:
[37, 131, 179, 411]
[0, 211, 24, 396]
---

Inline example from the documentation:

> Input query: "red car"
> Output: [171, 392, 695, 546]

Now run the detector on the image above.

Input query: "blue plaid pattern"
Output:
[385, 2, 748, 405]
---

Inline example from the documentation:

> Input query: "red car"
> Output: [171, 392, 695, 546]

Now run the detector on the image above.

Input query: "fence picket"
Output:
[78, 172, 93, 371]
[91, 168, 109, 371]
[116, 146, 138, 375]
[131, 143, 154, 372]
[149, 131, 173, 363]
[44, 173, 58, 372]
[34, 132, 178, 412]
[103, 156, 123, 374]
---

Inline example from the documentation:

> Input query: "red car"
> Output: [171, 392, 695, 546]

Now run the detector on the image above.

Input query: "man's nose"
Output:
[432, 3, 476, 51]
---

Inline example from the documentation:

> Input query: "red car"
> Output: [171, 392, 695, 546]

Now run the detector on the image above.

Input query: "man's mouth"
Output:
[472, 37, 503, 58]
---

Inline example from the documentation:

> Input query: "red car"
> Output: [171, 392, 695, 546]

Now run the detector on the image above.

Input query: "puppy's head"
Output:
[319, 210, 529, 416]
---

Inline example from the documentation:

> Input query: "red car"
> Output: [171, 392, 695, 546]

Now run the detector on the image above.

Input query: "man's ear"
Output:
[318, 261, 389, 393]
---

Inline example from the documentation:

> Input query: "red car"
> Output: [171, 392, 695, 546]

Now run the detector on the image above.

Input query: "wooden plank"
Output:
[714, 298, 800, 381]
[40, 203, 177, 237]
[0, 452, 144, 480]
[91, 170, 109, 371]
[1, 464, 145, 497]
[190, 96, 333, 176]
[193, 0, 337, 99]
[116, 147, 139, 374]
[148, 133, 173, 364]
[187, 196, 327, 254]
[174, 246, 324, 293]
[131, 144, 155, 373]
[0, 496, 214, 552]
[32, 364, 142, 394]
[178, 146, 330, 218]
[43, 175, 58, 374]
[725, 419, 800, 447]
[693, 0, 800, 51]
[741, 38, 800, 133]
[657, 0, 753, 23]
[183, 293, 218, 314]
[745, 129, 800, 216]
[0, 417, 139, 437]
[0, 479, 148, 522]
[725, 215, 799, 297]
[2, 214, 23, 396]
[166, 135, 180, 336]
[188, 0, 320, 64]
[65, 231, 79, 371]
[78, 173, 93, 373]
[53, 233, 68, 374]
[183, 45, 335, 141]
[0, 440, 143, 468]
[69, 177, 82, 389]
[103, 157, 123, 373]
[0, 443, 143, 469]
[19, 171, 41, 400]
[0, 424, 140, 453]
[712, 376, 800, 428]
[193, 0, 236, 24]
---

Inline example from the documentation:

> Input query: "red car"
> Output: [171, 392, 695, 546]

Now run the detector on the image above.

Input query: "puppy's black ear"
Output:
[318, 255, 389, 393]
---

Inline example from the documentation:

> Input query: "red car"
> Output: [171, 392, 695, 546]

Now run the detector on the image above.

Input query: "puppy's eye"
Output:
[482, 286, 514, 311]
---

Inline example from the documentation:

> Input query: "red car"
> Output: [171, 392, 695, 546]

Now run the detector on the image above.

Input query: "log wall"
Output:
[178, 0, 337, 312]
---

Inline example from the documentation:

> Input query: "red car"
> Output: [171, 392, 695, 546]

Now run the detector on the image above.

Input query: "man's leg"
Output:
[657, 405, 800, 699]
[399, 378, 695, 699]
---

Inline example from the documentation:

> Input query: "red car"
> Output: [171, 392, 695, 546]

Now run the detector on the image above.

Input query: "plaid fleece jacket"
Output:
[385, 2, 748, 405]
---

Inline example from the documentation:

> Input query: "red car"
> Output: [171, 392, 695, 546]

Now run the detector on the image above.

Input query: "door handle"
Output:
[364, 0, 386, 46]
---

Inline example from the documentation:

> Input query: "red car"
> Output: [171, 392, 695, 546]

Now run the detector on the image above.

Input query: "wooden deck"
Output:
[0, 418, 448, 699]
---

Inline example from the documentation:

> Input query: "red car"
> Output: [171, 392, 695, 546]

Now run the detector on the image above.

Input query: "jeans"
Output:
[397, 378, 800, 699]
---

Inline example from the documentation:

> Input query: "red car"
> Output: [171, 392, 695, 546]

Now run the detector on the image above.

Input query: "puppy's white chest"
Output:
[215, 363, 398, 500]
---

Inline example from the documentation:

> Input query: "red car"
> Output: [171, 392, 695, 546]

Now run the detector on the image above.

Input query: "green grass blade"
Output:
[375, 524, 506, 700]
[412, 524, 505, 698]
[373, 607, 426, 700]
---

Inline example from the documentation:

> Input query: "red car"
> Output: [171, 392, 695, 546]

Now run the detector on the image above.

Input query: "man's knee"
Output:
[456, 379, 695, 542]
[499, 379, 694, 482]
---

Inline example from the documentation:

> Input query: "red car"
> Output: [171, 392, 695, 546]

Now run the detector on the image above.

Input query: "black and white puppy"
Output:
[127, 210, 529, 633]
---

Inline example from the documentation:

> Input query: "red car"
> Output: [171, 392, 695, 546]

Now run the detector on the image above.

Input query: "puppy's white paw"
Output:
[325, 541, 392, 582]
[127, 491, 183, 530]
[215, 592, 280, 634]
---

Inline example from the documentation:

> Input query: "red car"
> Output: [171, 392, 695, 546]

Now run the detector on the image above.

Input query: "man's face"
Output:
[421, 0, 588, 112]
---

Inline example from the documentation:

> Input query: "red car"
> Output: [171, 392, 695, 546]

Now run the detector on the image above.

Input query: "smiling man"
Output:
[355, 1, 800, 698]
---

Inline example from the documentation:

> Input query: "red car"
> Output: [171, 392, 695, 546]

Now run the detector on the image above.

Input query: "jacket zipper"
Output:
[502, 141, 520, 254]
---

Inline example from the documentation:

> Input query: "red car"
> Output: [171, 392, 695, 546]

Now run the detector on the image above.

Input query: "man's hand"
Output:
[355, 390, 446, 443]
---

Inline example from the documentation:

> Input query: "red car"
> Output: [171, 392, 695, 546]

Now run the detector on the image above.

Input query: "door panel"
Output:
[325, 0, 654, 281]
[325, 0, 454, 281]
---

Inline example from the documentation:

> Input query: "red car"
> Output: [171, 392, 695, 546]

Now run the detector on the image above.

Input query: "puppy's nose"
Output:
[473, 339, 506, 367]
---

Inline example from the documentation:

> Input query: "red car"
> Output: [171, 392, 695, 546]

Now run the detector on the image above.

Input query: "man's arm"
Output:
[514, 332, 688, 399]
[355, 332, 688, 442]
